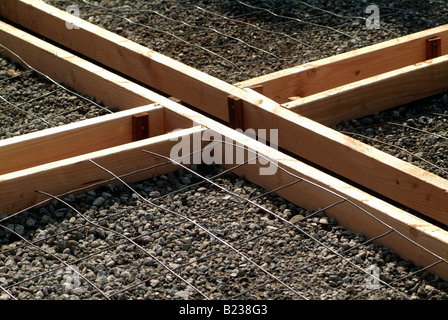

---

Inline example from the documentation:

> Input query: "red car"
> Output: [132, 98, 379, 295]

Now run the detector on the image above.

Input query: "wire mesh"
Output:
[1, 141, 447, 300]
[43, 0, 448, 83]
[1, 0, 448, 301]
[0, 46, 113, 140]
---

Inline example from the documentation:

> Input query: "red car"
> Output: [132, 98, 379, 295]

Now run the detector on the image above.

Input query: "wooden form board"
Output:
[2, 0, 446, 226]
[0, 43, 447, 283]
[0, 5, 447, 280]
[0, 104, 165, 175]
[236, 24, 448, 104]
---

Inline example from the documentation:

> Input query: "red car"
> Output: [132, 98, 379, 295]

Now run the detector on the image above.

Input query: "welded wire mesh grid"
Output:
[0, 46, 113, 140]
[1, 144, 448, 300]
[44, 0, 448, 83]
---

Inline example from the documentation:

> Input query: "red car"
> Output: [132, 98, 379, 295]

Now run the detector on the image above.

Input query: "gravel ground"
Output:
[333, 92, 448, 180]
[1, 0, 448, 301]
[44, 0, 448, 83]
[1, 164, 448, 300]
[0, 55, 113, 140]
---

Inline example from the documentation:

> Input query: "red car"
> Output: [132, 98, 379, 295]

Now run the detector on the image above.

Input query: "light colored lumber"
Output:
[0, 105, 168, 175]
[0, 18, 446, 281]
[0, 127, 204, 215]
[283, 55, 448, 126]
[2, 108, 448, 281]
[0, 0, 232, 121]
[236, 24, 448, 103]
[1, 9, 444, 226]
[0, 20, 152, 110]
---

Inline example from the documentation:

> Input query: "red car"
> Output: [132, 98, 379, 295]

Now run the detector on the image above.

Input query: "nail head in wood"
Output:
[132, 112, 150, 141]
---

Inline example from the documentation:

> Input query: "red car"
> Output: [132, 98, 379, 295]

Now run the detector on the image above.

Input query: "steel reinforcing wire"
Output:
[1, 1, 448, 300]
[1, 137, 447, 300]
[0, 45, 112, 139]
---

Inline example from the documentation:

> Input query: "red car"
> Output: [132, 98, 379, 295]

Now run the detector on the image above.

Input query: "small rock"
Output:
[289, 215, 304, 224]
[25, 217, 36, 228]
[105, 260, 115, 268]
[365, 128, 374, 135]
[150, 279, 160, 288]
[101, 192, 112, 199]
[66, 240, 78, 248]
[92, 197, 106, 207]
[174, 290, 191, 299]
[406, 118, 416, 127]
[198, 266, 208, 273]
[392, 110, 400, 119]
[181, 177, 191, 185]
[319, 217, 330, 225]
[14, 225, 25, 236]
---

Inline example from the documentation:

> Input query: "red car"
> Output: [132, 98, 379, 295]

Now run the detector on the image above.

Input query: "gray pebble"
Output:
[25, 217, 36, 228]
[92, 197, 106, 207]
[181, 177, 191, 185]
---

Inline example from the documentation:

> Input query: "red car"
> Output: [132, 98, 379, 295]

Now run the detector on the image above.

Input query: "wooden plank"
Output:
[2, 8, 445, 226]
[0, 19, 446, 281]
[283, 55, 448, 126]
[0, 127, 204, 215]
[0, 20, 152, 110]
[217, 134, 448, 282]
[0, 105, 168, 175]
[0, 0, 233, 121]
[2, 106, 447, 281]
[236, 25, 448, 103]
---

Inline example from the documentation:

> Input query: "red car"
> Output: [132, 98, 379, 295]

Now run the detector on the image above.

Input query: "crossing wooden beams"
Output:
[2, 0, 447, 226]
[0, 0, 447, 280]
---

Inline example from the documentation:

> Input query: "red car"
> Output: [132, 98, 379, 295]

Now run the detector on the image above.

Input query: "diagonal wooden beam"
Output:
[0, 3, 447, 226]
[0, 21, 447, 281]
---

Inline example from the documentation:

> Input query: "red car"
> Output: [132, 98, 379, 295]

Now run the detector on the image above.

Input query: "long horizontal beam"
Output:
[0, 127, 203, 215]
[0, 21, 447, 281]
[1, 4, 447, 226]
[284, 56, 448, 126]
[0, 105, 165, 175]
[0, 20, 152, 110]
[236, 24, 448, 103]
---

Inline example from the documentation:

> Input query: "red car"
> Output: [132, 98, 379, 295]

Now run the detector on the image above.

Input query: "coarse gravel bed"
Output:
[0, 55, 113, 140]
[1, 0, 448, 301]
[1, 164, 448, 300]
[40, 0, 448, 177]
